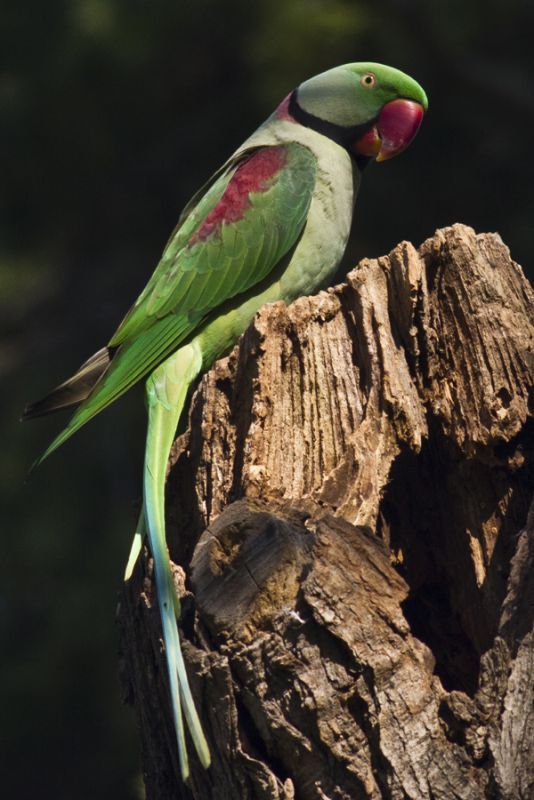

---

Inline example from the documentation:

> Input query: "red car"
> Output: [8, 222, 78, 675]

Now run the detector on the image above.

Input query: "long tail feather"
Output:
[143, 340, 210, 779]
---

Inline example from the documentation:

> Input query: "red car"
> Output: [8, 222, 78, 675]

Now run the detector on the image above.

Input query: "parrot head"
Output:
[293, 62, 428, 162]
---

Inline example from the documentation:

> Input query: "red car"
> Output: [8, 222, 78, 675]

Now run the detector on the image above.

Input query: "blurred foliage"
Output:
[1, 1, 533, 797]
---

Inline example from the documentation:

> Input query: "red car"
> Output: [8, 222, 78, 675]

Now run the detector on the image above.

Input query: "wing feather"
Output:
[39, 143, 317, 460]
[110, 143, 316, 344]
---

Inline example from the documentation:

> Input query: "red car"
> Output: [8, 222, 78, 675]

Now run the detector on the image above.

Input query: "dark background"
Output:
[2, 1, 533, 798]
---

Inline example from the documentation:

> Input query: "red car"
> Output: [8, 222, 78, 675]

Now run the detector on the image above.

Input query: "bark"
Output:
[119, 224, 534, 800]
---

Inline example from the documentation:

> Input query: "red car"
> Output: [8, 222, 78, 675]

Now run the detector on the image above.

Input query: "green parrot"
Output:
[24, 63, 427, 779]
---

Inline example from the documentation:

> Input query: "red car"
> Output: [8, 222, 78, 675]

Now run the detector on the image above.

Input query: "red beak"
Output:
[376, 99, 424, 161]
[352, 99, 425, 162]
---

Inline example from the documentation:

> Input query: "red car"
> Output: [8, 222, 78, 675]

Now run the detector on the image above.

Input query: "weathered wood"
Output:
[119, 225, 534, 799]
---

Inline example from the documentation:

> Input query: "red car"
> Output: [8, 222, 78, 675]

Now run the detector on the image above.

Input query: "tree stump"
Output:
[119, 224, 534, 800]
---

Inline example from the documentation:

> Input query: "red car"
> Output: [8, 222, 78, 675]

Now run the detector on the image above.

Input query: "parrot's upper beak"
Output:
[352, 99, 425, 162]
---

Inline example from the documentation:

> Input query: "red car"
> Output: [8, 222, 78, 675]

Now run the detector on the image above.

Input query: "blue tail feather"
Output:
[140, 342, 210, 779]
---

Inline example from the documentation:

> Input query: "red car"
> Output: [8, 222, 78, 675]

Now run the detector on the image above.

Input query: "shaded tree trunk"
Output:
[119, 224, 534, 800]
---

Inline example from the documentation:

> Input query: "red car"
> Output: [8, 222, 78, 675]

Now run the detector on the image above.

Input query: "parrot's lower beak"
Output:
[352, 99, 425, 162]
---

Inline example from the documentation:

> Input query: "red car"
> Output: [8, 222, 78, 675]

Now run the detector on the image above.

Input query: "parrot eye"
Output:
[361, 73, 376, 89]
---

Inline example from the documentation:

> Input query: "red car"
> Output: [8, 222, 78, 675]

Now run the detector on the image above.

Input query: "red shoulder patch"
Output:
[189, 147, 287, 245]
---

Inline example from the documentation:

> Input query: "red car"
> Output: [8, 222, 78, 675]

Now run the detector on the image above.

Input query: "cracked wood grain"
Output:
[119, 225, 534, 799]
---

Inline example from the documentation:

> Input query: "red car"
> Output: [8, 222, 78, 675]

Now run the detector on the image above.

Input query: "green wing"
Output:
[40, 142, 317, 459]
[109, 144, 316, 344]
